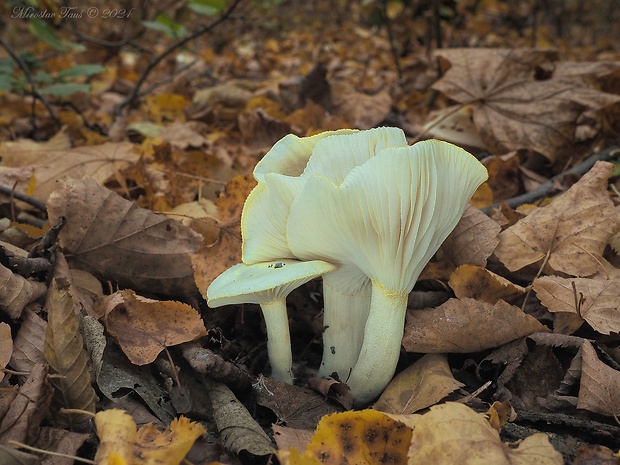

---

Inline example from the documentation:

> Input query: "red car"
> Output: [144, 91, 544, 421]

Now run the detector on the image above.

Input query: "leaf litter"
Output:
[1, 1, 620, 464]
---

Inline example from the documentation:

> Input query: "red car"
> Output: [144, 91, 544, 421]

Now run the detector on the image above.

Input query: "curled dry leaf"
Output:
[43, 278, 97, 430]
[94, 408, 206, 465]
[47, 177, 203, 296]
[534, 275, 620, 335]
[409, 402, 563, 465]
[373, 353, 464, 415]
[403, 298, 548, 353]
[421, 205, 500, 281]
[577, 341, 620, 419]
[276, 409, 411, 465]
[102, 289, 207, 366]
[494, 161, 620, 277]
[0, 136, 138, 201]
[449, 264, 526, 304]
[432, 48, 620, 161]
[0, 262, 47, 319]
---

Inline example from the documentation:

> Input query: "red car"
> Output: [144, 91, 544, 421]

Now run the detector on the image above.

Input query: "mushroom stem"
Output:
[318, 275, 371, 380]
[260, 299, 294, 384]
[346, 281, 408, 406]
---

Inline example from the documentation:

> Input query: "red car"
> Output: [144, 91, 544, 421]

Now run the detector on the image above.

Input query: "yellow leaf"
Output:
[277, 409, 411, 465]
[95, 409, 136, 465]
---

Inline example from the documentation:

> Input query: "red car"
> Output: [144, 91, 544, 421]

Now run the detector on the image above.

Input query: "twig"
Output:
[114, 0, 243, 115]
[481, 145, 620, 214]
[0, 36, 61, 130]
[0, 185, 47, 212]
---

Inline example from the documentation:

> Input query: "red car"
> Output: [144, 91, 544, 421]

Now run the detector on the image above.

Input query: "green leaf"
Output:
[32, 70, 54, 85]
[58, 64, 106, 80]
[0, 74, 14, 91]
[0, 59, 14, 75]
[143, 13, 187, 39]
[28, 18, 68, 51]
[188, 0, 228, 15]
[39, 82, 90, 96]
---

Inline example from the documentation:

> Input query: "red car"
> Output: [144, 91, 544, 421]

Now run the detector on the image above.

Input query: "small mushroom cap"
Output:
[207, 259, 336, 307]
[287, 140, 488, 294]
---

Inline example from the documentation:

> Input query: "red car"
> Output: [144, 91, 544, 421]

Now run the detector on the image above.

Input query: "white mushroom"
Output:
[207, 259, 336, 384]
[287, 140, 488, 404]
[241, 127, 411, 381]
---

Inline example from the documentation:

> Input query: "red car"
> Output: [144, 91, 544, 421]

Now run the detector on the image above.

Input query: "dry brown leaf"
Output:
[0, 322, 12, 383]
[373, 353, 464, 414]
[193, 175, 257, 295]
[432, 48, 620, 161]
[331, 81, 392, 129]
[421, 206, 500, 281]
[10, 307, 47, 375]
[102, 289, 206, 366]
[534, 275, 620, 335]
[403, 298, 548, 353]
[0, 262, 47, 319]
[44, 278, 97, 430]
[0, 362, 52, 445]
[577, 341, 620, 419]
[47, 177, 203, 296]
[494, 161, 620, 276]
[408, 402, 563, 465]
[0, 137, 138, 201]
[449, 264, 526, 304]
[33, 427, 89, 465]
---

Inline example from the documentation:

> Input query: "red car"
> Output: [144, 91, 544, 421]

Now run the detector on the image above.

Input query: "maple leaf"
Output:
[432, 48, 620, 161]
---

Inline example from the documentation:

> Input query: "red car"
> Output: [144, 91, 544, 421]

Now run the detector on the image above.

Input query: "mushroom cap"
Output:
[287, 140, 488, 294]
[207, 259, 336, 307]
[242, 127, 409, 264]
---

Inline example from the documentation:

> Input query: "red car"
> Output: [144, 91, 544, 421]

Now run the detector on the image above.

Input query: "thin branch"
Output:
[481, 145, 620, 214]
[114, 0, 243, 115]
[0, 185, 47, 212]
[0, 36, 61, 129]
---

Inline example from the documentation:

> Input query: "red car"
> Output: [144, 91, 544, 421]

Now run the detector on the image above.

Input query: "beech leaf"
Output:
[403, 298, 548, 353]
[493, 161, 620, 276]
[47, 177, 203, 296]
[577, 341, 620, 419]
[373, 353, 464, 414]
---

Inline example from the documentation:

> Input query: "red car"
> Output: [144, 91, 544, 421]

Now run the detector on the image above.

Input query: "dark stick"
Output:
[0, 185, 47, 212]
[481, 145, 620, 214]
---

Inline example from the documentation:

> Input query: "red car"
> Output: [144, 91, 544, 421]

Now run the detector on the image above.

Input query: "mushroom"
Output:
[241, 127, 411, 381]
[287, 140, 488, 404]
[207, 259, 336, 384]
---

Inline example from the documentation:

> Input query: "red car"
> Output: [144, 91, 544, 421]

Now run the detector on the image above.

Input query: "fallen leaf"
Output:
[102, 289, 206, 365]
[408, 402, 563, 464]
[47, 177, 203, 296]
[44, 278, 97, 430]
[0, 262, 47, 319]
[373, 353, 464, 414]
[449, 264, 526, 304]
[277, 409, 411, 465]
[432, 48, 620, 161]
[494, 161, 620, 276]
[331, 81, 392, 129]
[0, 322, 12, 383]
[534, 275, 620, 334]
[577, 341, 620, 419]
[403, 298, 548, 353]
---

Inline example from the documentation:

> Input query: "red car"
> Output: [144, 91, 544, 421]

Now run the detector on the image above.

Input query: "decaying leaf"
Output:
[0, 322, 12, 383]
[44, 278, 97, 430]
[10, 307, 47, 373]
[534, 275, 620, 334]
[47, 177, 204, 296]
[403, 298, 548, 353]
[409, 402, 563, 464]
[94, 408, 206, 465]
[0, 262, 47, 319]
[277, 409, 411, 465]
[432, 48, 620, 161]
[193, 174, 257, 294]
[449, 264, 526, 304]
[494, 161, 620, 276]
[102, 289, 207, 366]
[577, 341, 620, 419]
[373, 353, 464, 414]
[0, 137, 138, 201]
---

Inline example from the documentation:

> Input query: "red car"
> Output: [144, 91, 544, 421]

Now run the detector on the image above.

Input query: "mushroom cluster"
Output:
[207, 127, 488, 405]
